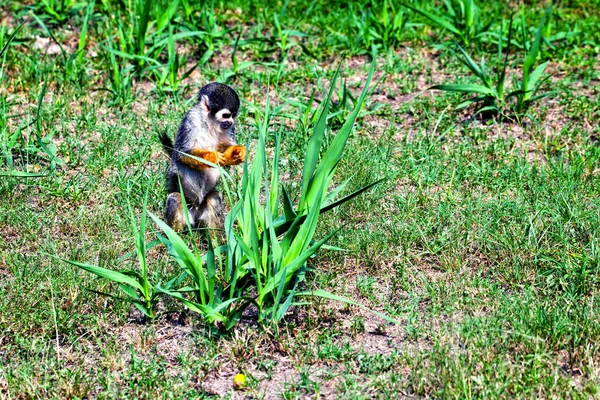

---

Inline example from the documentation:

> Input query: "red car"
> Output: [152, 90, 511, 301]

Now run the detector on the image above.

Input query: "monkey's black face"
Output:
[198, 82, 240, 132]
[212, 108, 237, 132]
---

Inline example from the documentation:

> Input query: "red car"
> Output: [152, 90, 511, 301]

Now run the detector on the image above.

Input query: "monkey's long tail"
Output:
[159, 130, 174, 157]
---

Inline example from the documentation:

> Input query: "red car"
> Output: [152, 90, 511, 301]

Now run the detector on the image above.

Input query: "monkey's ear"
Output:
[200, 95, 211, 113]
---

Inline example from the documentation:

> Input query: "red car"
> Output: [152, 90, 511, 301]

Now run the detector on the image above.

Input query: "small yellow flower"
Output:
[233, 373, 246, 390]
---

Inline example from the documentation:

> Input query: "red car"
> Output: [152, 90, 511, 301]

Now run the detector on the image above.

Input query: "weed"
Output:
[401, 0, 493, 47]
[58, 193, 176, 319]
[430, 8, 554, 121]
[28, 0, 84, 25]
[352, 0, 411, 52]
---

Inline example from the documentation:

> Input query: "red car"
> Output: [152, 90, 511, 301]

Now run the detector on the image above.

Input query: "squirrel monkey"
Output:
[159, 82, 246, 232]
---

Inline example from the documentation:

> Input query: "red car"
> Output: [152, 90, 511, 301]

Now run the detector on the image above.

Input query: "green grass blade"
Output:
[281, 185, 297, 221]
[77, 1, 95, 65]
[275, 179, 383, 236]
[60, 258, 145, 292]
[156, 0, 180, 34]
[0, 17, 26, 59]
[523, 7, 551, 95]
[456, 46, 486, 81]
[283, 191, 323, 267]
[205, 232, 216, 305]
[31, 14, 66, 60]
[148, 212, 208, 301]
[299, 64, 340, 209]
[36, 79, 47, 133]
[526, 61, 548, 93]
[303, 56, 376, 211]
[430, 84, 496, 95]
[0, 171, 46, 177]
[497, 18, 513, 99]
[264, 229, 338, 295]
[156, 286, 227, 323]
[136, 0, 152, 57]
[282, 228, 338, 275]
[400, 2, 461, 36]
[298, 289, 398, 324]
[269, 130, 281, 217]
[102, 46, 161, 66]
[455, 95, 489, 110]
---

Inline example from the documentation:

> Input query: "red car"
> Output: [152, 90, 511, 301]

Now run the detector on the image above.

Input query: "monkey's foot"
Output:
[222, 145, 246, 166]
[165, 192, 187, 231]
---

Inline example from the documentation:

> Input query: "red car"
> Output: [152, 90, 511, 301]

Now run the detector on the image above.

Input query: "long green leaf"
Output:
[156, 286, 227, 323]
[136, 0, 152, 57]
[102, 46, 162, 66]
[148, 212, 209, 299]
[269, 130, 281, 216]
[526, 61, 548, 93]
[156, 0, 180, 33]
[299, 64, 340, 206]
[497, 18, 513, 99]
[205, 232, 216, 304]
[454, 95, 490, 110]
[283, 189, 324, 266]
[0, 170, 46, 177]
[129, 191, 149, 299]
[275, 179, 384, 236]
[77, 1, 95, 64]
[298, 289, 398, 324]
[523, 7, 551, 97]
[281, 185, 297, 221]
[456, 46, 486, 81]
[400, 2, 462, 36]
[263, 228, 339, 299]
[60, 258, 145, 292]
[430, 83, 496, 95]
[303, 55, 376, 211]
[0, 17, 26, 59]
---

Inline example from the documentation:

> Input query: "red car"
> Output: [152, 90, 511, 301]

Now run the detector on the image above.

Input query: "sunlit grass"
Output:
[1, 0, 599, 398]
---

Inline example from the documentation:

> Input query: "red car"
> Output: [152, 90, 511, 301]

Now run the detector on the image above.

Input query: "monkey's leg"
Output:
[165, 192, 189, 232]
[199, 191, 225, 230]
[179, 149, 226, 170]
[221, 145, 246, 166]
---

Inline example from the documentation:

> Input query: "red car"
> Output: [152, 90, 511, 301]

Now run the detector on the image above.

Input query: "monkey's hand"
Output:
[180, 149, 225, 170]
[221, 145, 246, 166]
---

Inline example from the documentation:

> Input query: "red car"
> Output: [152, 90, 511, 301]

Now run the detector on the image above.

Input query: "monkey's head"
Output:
[198, 82, 240, 131]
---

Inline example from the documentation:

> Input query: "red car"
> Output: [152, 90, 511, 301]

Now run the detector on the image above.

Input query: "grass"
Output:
[1, 0, 600, 398]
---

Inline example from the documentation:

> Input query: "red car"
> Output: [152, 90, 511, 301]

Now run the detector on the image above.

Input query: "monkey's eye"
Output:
[222, 113, 231, 119]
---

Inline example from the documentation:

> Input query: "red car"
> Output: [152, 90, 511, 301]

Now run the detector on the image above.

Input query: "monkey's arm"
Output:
[221, 145, 246, 166]
[179, 148, 226, 170]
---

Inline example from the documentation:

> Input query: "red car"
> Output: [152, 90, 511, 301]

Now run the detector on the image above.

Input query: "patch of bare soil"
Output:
[51, 275, 424, 399]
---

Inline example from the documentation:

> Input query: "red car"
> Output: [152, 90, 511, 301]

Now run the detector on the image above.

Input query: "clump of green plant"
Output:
[430, 7, 554, 121]
[0, 20, 26, 176]
[98, 0, 210, 96]
[327, 0, 411, 55]
[62, 61, 394, 331]
[179, 1, 229, 65]
[400, 0, 492, 47]
[1, 18, 63, 178]
[58, 194, 181, 319]
[352, 0, 411, 52]
[27, 0, 84, 25]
